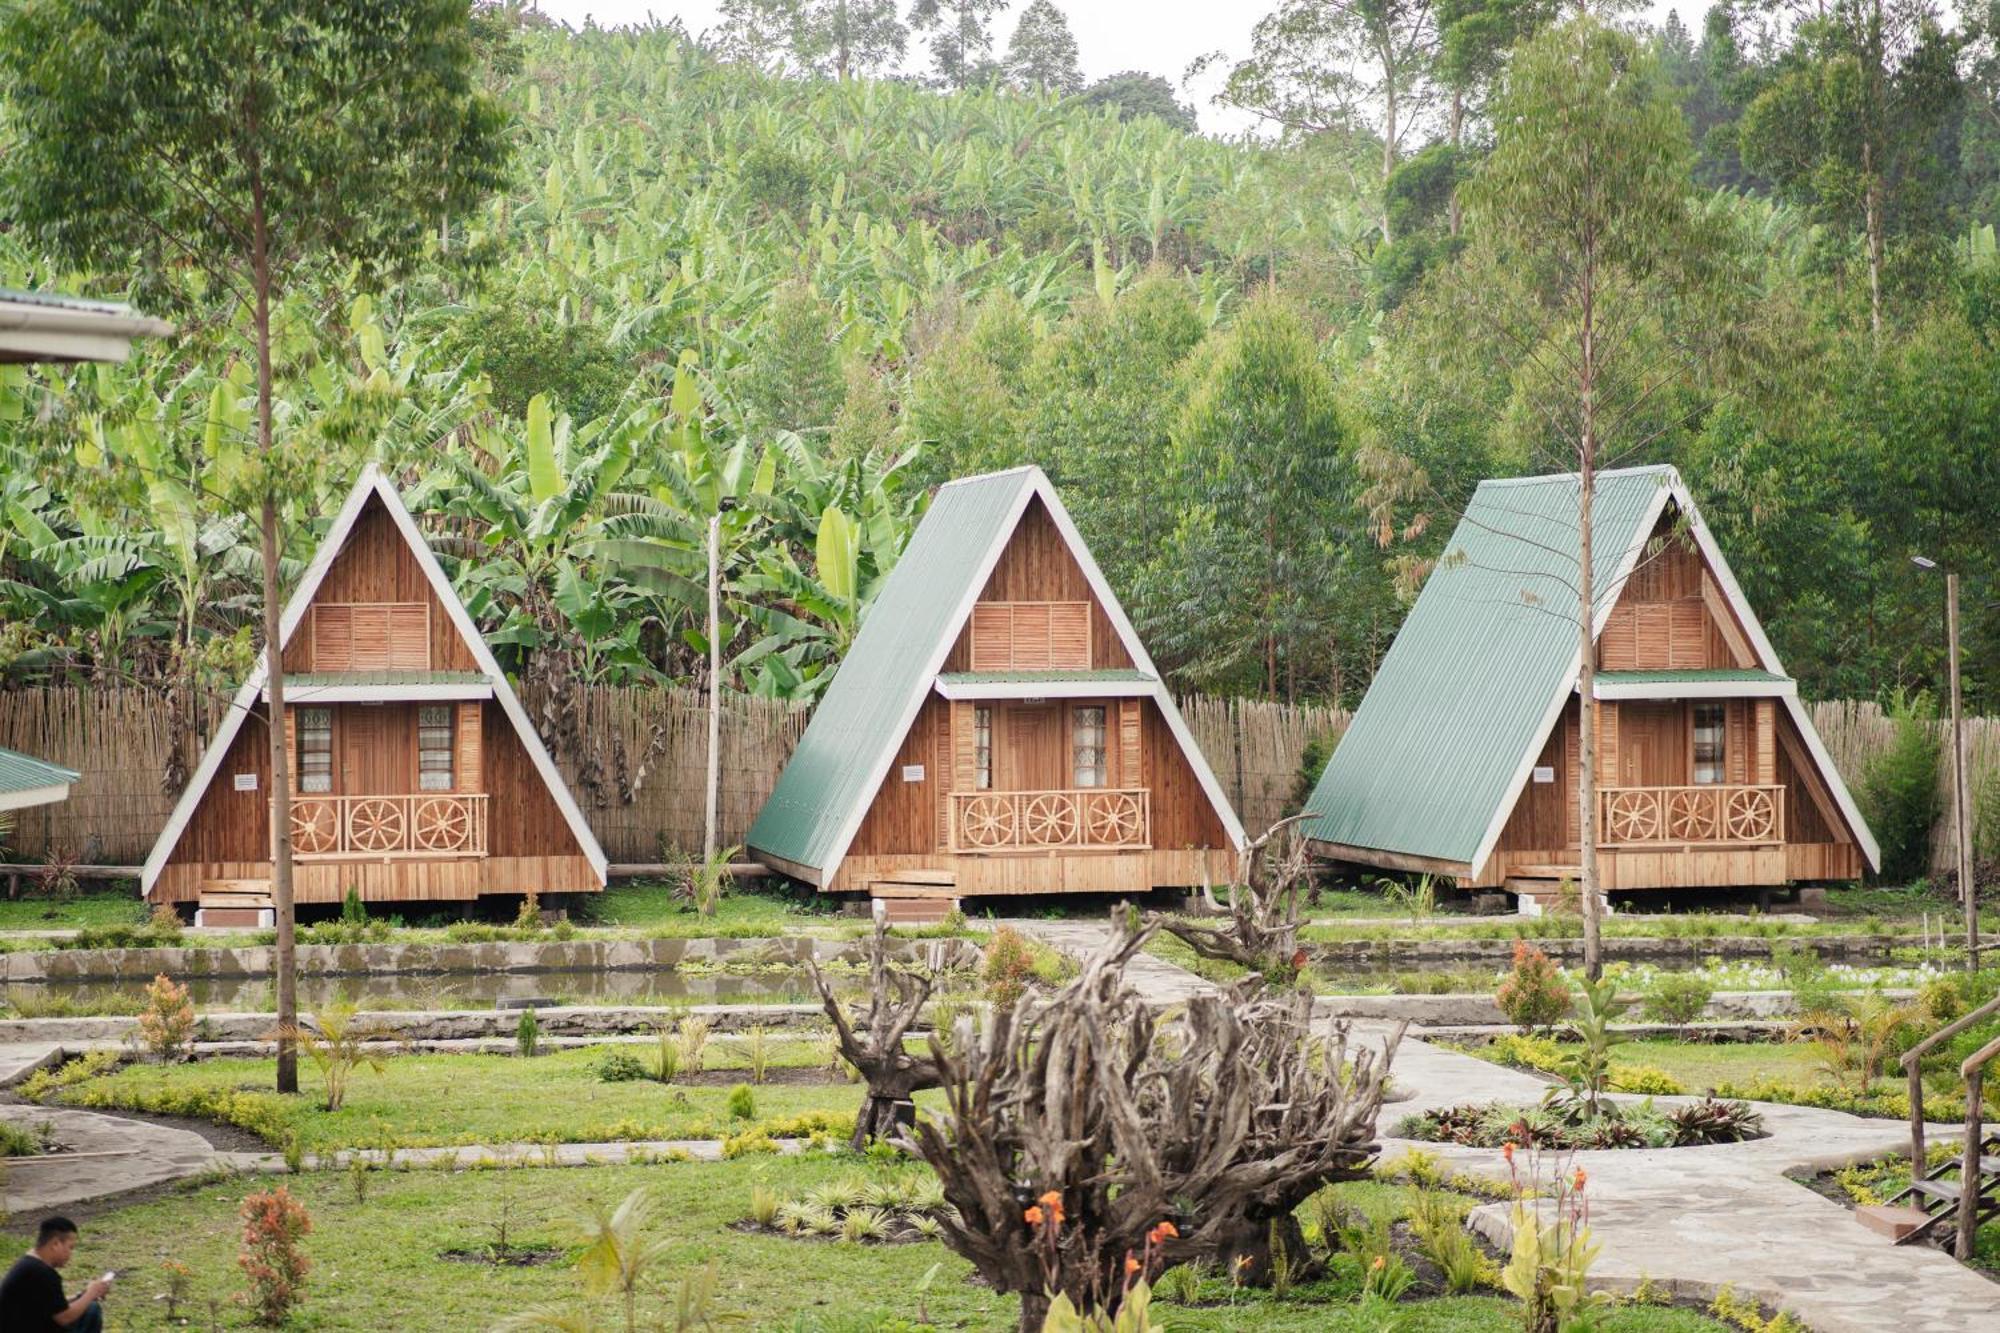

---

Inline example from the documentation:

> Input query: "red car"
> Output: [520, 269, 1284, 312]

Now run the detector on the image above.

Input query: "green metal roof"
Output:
[0, 745, 80, 796]
[936, 669, 1155, 685]
[1302, 466, 1678, 866]
[748, 469, 1038, 874]
[0, 286, 135, 315]
[282, 671, 488, 687]
[1595, 669, 1789, 685]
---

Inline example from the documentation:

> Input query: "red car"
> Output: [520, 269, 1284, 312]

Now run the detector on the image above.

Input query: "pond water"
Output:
[3, 966, 870, 1014]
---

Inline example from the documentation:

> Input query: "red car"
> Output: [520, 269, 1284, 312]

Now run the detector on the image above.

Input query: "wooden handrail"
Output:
[1903, 991, 2000, 1168]
[1956, 1036, 2000, 1259]
[1597, 783, 1784, 847]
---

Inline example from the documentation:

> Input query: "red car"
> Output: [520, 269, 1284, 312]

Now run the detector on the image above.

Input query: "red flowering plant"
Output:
[238, 1186, 312, 1326]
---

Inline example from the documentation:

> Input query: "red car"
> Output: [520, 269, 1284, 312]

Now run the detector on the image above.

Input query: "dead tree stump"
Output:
[809, 920, 944, 1151]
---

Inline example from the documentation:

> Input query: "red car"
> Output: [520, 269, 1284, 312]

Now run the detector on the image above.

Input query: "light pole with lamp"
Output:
[1912, 555, 1976, 970]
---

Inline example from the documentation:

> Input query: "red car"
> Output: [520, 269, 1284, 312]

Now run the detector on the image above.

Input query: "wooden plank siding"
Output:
[942, 499, 1135, 673]
[280, 500, 477, 675]
[1597, 518, 1753, 672]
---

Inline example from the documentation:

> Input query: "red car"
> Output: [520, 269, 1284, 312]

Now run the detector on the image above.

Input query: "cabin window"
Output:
[297, 708, 333, 794]
[1693, 704, 1726, 784]
[974, 707, 992, 790]
[418, 705, 455, 791]
[1072, 706, 1107, 788]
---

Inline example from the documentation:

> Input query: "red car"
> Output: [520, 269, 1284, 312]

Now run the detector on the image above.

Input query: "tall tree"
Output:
[1434, 0, 1558, 231]
[1451, 16, 1733, 977]
[1148, 291, 1358, 701]
[908, 0, 1009, 89]
[0, 0, 508, 1091]
[1006, 0, 1082, 92]
[1211, 0, 1441, 241]
[1739, 0, 1966, 336]
[718, 0, 803, 66]
[797, 0, 908, 78]
[1079, 71, 1200, 131]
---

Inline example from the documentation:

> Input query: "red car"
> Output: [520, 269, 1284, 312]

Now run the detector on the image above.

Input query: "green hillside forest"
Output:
[1, 4, 1995, 711]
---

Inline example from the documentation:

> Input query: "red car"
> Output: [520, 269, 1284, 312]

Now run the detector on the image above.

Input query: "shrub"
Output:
[726, 1083, 756, 1120]
[981, 925, 1036, 1009]
[1640, 973, 1714, 1027]
[137, 973, 196, 1062]
[515, 1007, 539, 1059]
[340, 887, 366, 926]
[1495, 941, 1570, 1033]
[1609, 1064, 1686, 1095]
[238, 1186, 312, 1325]
[677, 1015, 711, 1076]
[746, 1025, 771, 1085]
[1485, 1034, 1565, 1073]
[1860, 688, 1941, 883]
[514, 891, 542, 932]
[147, 902, 185, 940]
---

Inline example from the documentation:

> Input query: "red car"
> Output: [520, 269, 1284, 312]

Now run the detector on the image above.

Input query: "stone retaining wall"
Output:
[0, 934, 979, 983]
[1311, 934, 1910, 969]
[1314, 987, 1917, 1026]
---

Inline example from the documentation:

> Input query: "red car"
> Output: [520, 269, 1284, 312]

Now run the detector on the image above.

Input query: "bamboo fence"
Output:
[0, 686, 1988, 877]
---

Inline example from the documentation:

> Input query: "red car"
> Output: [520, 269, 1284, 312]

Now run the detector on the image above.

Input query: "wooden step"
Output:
[196, 879, 274, 928]
[1510, 864, 1584, 881]
[873, 896, 958, 926]
[876, 868, 957, 886]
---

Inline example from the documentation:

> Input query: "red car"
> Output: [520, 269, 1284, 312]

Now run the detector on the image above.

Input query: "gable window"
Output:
[297, 708, 333, 794]
[974, 707, 992, 790]
[1692, 704, 1726, 785]
[418, 705, 456, 791]
[1072, 706, 1106, 788]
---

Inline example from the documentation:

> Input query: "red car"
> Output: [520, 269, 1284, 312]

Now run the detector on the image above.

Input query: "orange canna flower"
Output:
[1036, 1190, 1066, 1227]
[1371, 1255, 1386, 1271]
[1502, 1143, 1515, 1164]
[1148, 1221, 1179, 1245]
[1125, 1255, 1141, 1276]
[1573, 1168, 1587, 1191]
[1024, 1205, 1045, 1227]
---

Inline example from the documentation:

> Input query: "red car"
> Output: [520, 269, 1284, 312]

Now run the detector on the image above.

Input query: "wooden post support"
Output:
[1958, 1062, 1983, 1261]
[704, 510, 721, 862]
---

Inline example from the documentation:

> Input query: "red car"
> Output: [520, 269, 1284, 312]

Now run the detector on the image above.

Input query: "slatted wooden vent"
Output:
[311, 603, 430, 671]
[1600, 599, 1716, 671]
[970, 601, 1090, 671]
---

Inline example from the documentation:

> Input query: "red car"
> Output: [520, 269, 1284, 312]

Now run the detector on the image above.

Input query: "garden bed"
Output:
[1790, 1153, 2000, 1278]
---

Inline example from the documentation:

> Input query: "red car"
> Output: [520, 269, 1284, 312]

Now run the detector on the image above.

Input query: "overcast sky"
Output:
[530, 0, 1709, 136]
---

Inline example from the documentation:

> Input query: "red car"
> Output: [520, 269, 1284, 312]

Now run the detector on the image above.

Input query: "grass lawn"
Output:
[0, 887, 146, 930]
[1605, 1040, 1824, 1091]
[47, 1045, 881, 1152]
[0, 1155, 1741, 1331]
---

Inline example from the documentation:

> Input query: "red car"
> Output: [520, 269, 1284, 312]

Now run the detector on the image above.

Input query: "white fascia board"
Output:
[814, 474, 1043, 888]
[0, 300, 173, 364]
[368, 470, 608, 884]
[263, 682, 496, 704]
[933, 678, 1155, 701]
[140, 469, 387, 896]
[1030, 475, 1249, 852]
[0, 782, 73, 812]
[1591, 679, 1796, 701]
[1466, 477, 1678, 880]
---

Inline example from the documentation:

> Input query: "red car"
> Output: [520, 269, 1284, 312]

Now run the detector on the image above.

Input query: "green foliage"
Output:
[1496, 942, 1572, 1033]
[980, 924, 1037, 1008]
[1559, 974, 1632, 1117]
[1640, 973, 1714, 1027]
[727, 1083, 757, 1121]
[1609, 1066, 1687, 1097]
[516, 1008, 540, 1059]
[595, 1051, 651, 1084]
[1861, 691, 1943, 883]
[341, 888, 368, 927]
[238, 1186, 314, 1327]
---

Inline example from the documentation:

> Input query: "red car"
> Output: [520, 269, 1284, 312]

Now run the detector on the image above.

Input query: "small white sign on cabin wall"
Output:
[1531, 766, 1555, 784]
[233, 772, 259, 792]
[901, 764, 926, 783]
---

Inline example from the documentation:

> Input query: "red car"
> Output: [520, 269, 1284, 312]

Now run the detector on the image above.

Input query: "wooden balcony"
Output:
[281, 793, 490, 859]
[949, 788, 1150, 853]
[1598, 784, 1783, 847]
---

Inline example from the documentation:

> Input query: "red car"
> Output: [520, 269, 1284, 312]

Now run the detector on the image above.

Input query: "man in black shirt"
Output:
[0, 1216, 109, 1331]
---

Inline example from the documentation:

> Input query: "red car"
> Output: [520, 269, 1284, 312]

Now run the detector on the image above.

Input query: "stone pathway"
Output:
[1017, 917, 2000, 1333]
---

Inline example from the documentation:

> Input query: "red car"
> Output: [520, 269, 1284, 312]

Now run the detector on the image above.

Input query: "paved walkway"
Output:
[1016, 917, 2000, 1333]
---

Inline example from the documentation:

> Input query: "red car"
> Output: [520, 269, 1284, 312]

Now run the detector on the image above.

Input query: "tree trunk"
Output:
[251, 187, 298, 1094]
[1863, 139, 1883, 342]
[1016, 1290, 1051, 1333]
[1381, 71, 1398, 244]
[1222, 1210, 1319, 1286]
[1575, 252, 1603, 983]
[1448, 89, 1464, 237]
[851, 1094, 916, 1151]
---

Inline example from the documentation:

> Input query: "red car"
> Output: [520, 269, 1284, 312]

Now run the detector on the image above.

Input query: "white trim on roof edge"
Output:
[812, 466, 1251, 891]
[264, 682, 496, 704]
[1590, 678, 1796, 701]
[933, 677, 1156, 701]
[1463, 468, 1879, 878]
[141, 465, 609, 896]
[0, 782, 74, 813]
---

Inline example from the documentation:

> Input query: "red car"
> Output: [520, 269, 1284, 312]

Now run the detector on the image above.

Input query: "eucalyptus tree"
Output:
[1449, 16, 1738, 978]
[908, 0, 1010, 88]
[0, 0, 509, 1093]
[799, 0, 909, 78]
[1209, 0, 1442, 241]
[1006, 0, 1082, 93]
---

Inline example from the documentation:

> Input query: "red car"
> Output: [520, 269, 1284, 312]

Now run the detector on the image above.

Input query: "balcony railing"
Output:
[949, 788, 1151, 853]
[1598, 784, 1783, 847]
[280, 793, 489, 858]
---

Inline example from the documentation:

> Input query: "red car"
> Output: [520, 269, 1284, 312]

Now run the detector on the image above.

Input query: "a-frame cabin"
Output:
[142, 466, 607, 910]
[1302, 466, 1877, 900]
[748, 466, 1246, 899]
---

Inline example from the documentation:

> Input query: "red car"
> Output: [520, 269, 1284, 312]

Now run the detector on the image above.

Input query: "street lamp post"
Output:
[1913, 556, 1976, 970]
